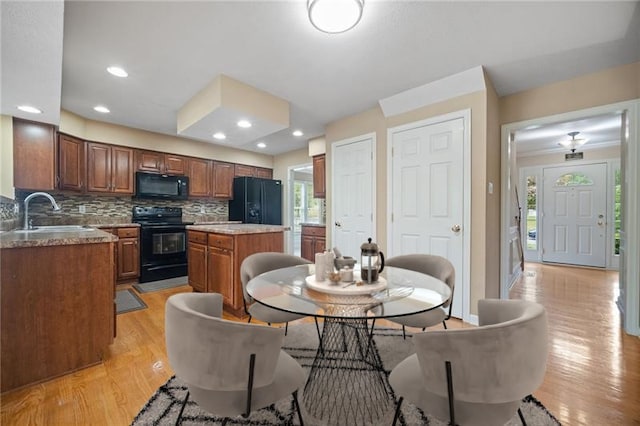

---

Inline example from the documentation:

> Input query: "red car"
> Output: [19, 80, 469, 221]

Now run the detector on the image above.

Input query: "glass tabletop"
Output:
[246, 264, 451, 319]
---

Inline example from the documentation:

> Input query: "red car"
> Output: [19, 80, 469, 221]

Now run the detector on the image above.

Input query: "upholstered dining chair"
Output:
[165, 292, 305, 425]
[241, 252, 321, 338]
[389, 299, 548, 426]
[383, 254, 456, 338]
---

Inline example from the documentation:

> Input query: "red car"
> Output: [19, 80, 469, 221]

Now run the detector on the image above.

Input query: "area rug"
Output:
[132, 325, 561, 426]
[115, 289, 147, 314]
[133, 276, 189, 293]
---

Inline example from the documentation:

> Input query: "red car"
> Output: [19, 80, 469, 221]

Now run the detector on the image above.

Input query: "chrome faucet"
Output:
[23, 192, 61, 230]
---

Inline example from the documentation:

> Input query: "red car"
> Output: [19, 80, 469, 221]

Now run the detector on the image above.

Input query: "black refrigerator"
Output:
[229, 177, 282, 225]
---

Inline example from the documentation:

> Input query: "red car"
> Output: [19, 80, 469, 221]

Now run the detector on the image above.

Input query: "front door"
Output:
[542, 163, 607, 267]
[390, 116, 465, 318]
[331, 134, 375, 259]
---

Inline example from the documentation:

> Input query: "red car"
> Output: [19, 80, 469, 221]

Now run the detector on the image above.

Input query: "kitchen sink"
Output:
[16, 225, 96, 233]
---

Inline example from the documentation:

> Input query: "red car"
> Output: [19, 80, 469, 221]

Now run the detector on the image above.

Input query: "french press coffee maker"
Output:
[360, 237, 384, 283]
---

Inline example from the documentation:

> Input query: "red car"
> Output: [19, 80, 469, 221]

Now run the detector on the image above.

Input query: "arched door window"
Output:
[554, 172, 594, 186]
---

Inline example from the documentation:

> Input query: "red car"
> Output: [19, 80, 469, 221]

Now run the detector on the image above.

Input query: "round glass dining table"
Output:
[247, 264, 451, 425]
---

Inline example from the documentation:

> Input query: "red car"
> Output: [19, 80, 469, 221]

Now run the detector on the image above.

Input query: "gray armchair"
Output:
[241, 252, 320, 337]
[165, 292, 305, 425]
[384, 254, 456, 338]
[390, 299, 548, 426]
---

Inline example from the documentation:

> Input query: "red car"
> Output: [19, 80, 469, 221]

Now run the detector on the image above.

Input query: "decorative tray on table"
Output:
[305, 271, 387, 295]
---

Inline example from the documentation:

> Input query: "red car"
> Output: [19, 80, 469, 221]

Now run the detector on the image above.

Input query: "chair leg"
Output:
[285, 321, 289, 336]
[175, 390, 189, 426]
[445, 361, 456, 426]
[392, 396, 404, 426]
[243, 354, 256, 417]
[247, 315, 252, 324]
[402, 325, 407, 339]
[442, 320, 448, 329]
[292, 390, 304, 426]
[517, 407, 527, 426]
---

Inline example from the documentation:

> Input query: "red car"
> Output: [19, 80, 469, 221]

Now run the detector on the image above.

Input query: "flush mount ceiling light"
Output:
[237, 120, 252, 128]
[17, 105, 42, 114]
[107, 66, 128, 78]
[308, 0, 364, 34]
[292, 130, 304, 137]
[558, 131, 588, 153]
[94, 105, 110, 113]
[256, 142, 267, 149]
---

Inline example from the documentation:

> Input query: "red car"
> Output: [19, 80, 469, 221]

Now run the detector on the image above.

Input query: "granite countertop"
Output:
[94, 223, 140, 228]
[0, 227, 117, 249]
[187, 223, 290, 235]
[300, 223, 326, 228]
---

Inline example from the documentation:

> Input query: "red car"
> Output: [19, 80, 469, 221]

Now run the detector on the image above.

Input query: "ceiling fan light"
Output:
[559, 131, 588, 152]
[308, 0, 364, 34]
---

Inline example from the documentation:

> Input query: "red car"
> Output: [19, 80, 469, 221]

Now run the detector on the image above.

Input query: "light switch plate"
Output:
[79, 205, 86, 213]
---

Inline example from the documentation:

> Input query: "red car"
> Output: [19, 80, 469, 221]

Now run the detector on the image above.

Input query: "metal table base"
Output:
[302, 317, 395, 425]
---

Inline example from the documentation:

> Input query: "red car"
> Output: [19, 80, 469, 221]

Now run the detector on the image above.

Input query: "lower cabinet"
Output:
[103, 227, 140, 282]
[301, 225, 326, 262]
[187, 229, 284, 317]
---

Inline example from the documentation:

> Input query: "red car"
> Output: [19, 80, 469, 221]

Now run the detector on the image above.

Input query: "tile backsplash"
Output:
[5, 191, 229, 229]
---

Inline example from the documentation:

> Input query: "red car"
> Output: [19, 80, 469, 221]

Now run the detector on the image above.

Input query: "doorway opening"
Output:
[289, 164, 324, 257]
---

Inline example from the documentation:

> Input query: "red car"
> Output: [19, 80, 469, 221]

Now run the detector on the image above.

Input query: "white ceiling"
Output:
[2, 1, 639, 156]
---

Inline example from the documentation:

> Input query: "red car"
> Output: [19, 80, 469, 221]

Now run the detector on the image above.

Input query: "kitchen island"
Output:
[186, 224, 287, 317]
[0, 228, 117, 392]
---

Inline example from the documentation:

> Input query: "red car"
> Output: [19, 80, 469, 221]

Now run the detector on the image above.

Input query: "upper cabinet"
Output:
[313, 154, 326, 198]
[234, 164, 273, 180]
[13, 118, 56, 191]
[212, 161, 235, 199]
[189, 158, 212, 198]
[86, 142, 134, 194]
[136, 150, 188, 175]
[58, 133, 85, 192]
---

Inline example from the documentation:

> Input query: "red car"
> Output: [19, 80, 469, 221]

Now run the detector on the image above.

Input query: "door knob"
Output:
[451, 224, 461, 233]
[335, 221, 342, 228]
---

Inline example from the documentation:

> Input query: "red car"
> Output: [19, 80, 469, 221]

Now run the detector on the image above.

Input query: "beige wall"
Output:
[500, 62, 640, 124]
[325, 91, 495, 314]
[517, 145, 621, 169]
[0, 115, 14, 199]
[59, 110, 274, 168]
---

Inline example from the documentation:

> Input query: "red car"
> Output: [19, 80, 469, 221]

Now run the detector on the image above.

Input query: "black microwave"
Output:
[135, 171, 189, 200]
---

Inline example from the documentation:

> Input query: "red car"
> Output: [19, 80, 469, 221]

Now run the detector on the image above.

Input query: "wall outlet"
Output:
[200, 206, 206, 214]
[79, 205, 86, 214]
[14, 203, 19, 214]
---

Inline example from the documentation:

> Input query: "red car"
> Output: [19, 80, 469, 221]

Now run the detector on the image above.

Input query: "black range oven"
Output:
[132, 206, 193, 283]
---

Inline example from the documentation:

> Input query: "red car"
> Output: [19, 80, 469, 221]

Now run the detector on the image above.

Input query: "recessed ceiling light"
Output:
[213, 132, 226, 140]
[94, 105, 110, 113]
[17, 105, 42, 114]
[237, 120, 252, 128]
[256, 142, 267, 149]
[107, 66, 128, 78]
[292, 130, 304, 137]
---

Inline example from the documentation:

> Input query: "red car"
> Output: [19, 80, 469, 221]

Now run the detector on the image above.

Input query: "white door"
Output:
[332, 135, 375, 259]
[542, 163, 607, 267]
[391, 117, 465, 318]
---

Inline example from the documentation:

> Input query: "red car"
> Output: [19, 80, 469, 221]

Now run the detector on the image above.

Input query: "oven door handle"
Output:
[140, 225, 187, 230]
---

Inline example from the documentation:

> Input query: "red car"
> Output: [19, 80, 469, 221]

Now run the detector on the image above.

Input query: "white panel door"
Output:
[391, 118, 464, 318]
[332, 136, 374, 259]
[542, 163, 607, 267]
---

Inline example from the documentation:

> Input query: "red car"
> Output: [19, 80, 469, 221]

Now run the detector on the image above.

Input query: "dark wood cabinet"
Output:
[13, 118, 56, 191]
[86, 142, 133, 194]
[188, 158, 212, 198]
[212, 161, 235, 199]
[58, 133, 85, 191]
[207, 233, 235, 306]
[188, 231, 208, 292]
[136, 150, 188, 175]
[301, 225, 326, 262]
[115, 227, 139, 281]
[256, 167, 273, 179]
[313, 154, 326, 198]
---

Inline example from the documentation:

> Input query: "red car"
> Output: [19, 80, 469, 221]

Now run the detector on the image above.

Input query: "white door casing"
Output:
[388, 110, 471, 322]
[542, 163, 607, 267]
[331, 134, 375, 260]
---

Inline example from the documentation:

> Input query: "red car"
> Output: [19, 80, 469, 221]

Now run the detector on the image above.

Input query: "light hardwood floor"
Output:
[1, 263, 639, 425]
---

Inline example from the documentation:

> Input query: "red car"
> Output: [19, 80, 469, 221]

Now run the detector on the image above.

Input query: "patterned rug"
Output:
[132, 324, 561, 426]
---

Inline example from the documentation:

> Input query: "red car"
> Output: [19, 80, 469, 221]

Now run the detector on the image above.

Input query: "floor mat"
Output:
[115, 289, 147, 314]
[132, 276, 189, 293]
